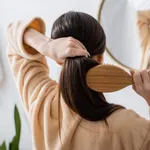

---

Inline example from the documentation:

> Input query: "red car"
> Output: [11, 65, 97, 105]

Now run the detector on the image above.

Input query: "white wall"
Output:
[0, 0, 149, 149]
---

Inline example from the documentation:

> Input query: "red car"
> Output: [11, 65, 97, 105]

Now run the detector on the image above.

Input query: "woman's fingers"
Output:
[66, 48, 88, 58]
[131, 70, 150, 105]
[129, 69, 135, 75]
[132, 84, 138, 93]
[49, 37, 90, 63]
[148, 69, 150, 78]
[130, 70, 138, 92]
[65, 37, 90, 58]
[133, 71, 143, 92]
[141, 70, 150, 84]
[73, 49, 90, 57]
[67, 38, 81, 49]
[68, 37, 86, 50]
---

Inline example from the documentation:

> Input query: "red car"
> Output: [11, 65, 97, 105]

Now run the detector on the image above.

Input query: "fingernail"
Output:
[87, 52, 90, 57]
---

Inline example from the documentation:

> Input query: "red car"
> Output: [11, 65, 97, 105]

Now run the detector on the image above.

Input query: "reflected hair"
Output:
[51, 11, 124, 121]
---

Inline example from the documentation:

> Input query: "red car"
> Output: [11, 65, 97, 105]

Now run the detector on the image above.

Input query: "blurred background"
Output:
[0, 0, 150, 149]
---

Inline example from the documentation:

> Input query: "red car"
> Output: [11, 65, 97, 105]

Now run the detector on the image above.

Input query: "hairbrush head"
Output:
[86, 64, 133, 93]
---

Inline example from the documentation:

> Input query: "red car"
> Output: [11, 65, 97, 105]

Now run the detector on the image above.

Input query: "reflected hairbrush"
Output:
[86, 64, 133, 93]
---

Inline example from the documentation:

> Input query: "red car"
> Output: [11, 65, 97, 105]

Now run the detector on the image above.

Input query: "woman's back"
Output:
[57, 96, 150, 150]
[6, 12, 150, 150]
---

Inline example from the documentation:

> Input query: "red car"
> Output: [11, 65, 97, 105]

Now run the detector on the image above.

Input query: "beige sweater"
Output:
[7, 17, 150, 150]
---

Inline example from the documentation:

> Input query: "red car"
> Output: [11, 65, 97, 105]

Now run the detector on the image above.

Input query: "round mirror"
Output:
[97, 0, 150, 70]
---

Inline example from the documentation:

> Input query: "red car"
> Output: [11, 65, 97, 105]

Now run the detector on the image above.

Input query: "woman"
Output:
[7, 11, 150, 150]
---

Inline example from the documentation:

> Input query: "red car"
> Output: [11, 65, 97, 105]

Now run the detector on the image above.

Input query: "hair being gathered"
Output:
[51, 11, 124, 121]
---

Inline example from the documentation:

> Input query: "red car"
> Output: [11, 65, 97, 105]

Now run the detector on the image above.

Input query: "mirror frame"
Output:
[97, 0, 137, 70]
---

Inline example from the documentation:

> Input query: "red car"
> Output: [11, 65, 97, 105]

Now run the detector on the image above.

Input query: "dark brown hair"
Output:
[51, 11, 124, 121]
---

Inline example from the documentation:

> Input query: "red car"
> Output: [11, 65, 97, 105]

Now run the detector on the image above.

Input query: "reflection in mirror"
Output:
[137, 10, 150, 69]
[97, 0, 150, 70]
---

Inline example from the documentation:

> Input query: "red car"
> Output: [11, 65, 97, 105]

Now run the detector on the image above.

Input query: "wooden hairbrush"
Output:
[86, 64, 133, 93]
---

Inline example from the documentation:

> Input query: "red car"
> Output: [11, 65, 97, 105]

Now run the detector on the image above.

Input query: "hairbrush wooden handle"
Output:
[86, 64, 133, 93]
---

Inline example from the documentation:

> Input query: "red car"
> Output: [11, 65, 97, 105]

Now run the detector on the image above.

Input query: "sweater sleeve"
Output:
[7, 17, 58, 114]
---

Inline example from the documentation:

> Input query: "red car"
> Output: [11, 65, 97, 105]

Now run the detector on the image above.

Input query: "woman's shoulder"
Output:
[105, 109, 150, 149]
[108, 108, 148, 119]
[107, 108, 150, 134]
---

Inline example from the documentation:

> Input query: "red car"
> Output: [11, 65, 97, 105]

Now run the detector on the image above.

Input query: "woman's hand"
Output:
[24, 28, 89, 64]
[130, 70, 150, 106]
[45, 37, 89, 64]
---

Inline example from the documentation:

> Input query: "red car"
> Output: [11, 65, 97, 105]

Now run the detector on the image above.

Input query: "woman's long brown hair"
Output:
[51, 11, 124, 121]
